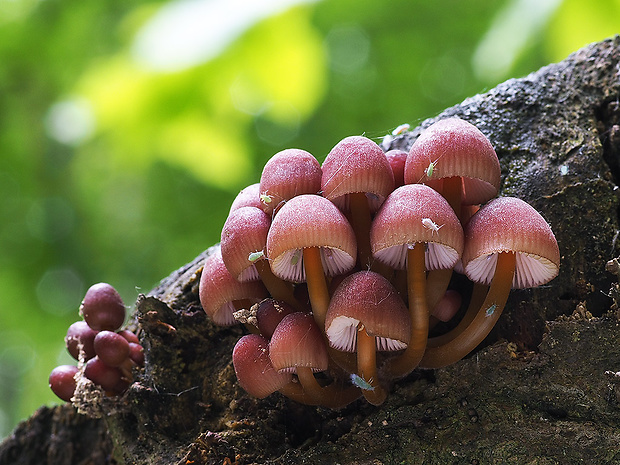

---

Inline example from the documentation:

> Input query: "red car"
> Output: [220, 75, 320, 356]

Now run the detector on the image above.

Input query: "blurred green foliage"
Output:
[0, 0, 618, 439]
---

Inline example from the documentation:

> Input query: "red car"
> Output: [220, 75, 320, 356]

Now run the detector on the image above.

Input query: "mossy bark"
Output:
[3, 36, 620, 465]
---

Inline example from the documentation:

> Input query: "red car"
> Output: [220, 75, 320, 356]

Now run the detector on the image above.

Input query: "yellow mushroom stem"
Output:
[303, 247, 331, 331]
[294, 366, 362, 409]
[426, 268, 453, 314]
[383, 242, 428, 378]
[441, 176, 464, 219]
[426, 282, 487, 346]
[356, 324, 387, 406]
[278, 381, 320, 406]
[348, 192, 373, 269]
[420, 251, 516, 368]
[254, 259, 300, 310]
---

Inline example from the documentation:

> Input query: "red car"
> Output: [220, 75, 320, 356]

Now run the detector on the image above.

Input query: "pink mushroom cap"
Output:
[233, 334, 293, 399]
[462, 196, 560, 289]
[199, 247, 268, 325]
[266, 194, 357, 282]
[321, 135, 395, 212]
[269, 312, 329, 373]
[404, 117, 500, 205]
[220, 206, 271, 282]
[259, 148, 322, 215]
[229, 183, 262, 213]
[370, 184, 464, 270]
[325, 271, 410, 352]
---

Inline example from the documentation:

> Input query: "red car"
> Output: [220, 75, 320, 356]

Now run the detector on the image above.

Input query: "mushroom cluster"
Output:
[49, 283, 144, 402]
[199, 117, 560, 408]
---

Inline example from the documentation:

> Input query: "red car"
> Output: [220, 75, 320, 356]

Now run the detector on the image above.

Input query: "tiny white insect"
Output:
[350, 373, 375, 391]
[248, 251, 264, 262]
[422, 217, 443, 235]
[391, 123, 410, 135]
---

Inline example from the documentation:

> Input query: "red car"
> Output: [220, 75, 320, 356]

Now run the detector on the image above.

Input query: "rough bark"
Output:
[3, 36, 620, 465]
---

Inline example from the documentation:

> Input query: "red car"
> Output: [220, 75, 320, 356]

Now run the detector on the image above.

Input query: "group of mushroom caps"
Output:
[199, 117, 561, 408]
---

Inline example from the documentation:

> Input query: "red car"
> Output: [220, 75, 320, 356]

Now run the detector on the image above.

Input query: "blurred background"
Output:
[0, 0, 618, 439]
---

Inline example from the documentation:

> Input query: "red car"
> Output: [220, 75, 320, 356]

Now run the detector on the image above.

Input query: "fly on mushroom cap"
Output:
[370, 184, 464, 271]
[404, 117, 500, 211]
[199, 247, 268, 326]
[325, 271, 410, 405]
[259, 148, 322, 216]
[420, 196, 560, 369]
[462, 196, 560, 288]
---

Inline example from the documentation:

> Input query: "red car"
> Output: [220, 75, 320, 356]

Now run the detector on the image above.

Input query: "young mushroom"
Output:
[404, 118, 500, 311]
[421, 196, 560, 368]
[259, 148, 322, 216]
[404, 117, 501, 216]
[269, 312, 361, 408]
[232, 333, 315, 405]
[220, 206, 298, 307]
[266, 194, 357, 331]
[199, 247, 268, 326]
[370, 184, 464, 377]
[325, 271, 410, 405]
[321, 136, 395, 268]
[254, 298, 296, 338]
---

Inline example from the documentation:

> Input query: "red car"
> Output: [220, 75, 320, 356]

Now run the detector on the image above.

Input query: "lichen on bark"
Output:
[3, 36, 620, 465]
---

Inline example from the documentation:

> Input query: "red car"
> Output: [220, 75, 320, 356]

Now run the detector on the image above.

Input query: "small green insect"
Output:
[248, 251, 264, 262]
[260, 192, 272, 204]
[485, 304, 497, 317]
[290, 250, 301, 266]
[350, 373, 375, 391]
[424, 159, 438, 178]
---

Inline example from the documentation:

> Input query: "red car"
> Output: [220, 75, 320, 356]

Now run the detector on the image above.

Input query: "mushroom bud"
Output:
[49, 365, 79, 402]
[79, 283, 126, 332]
